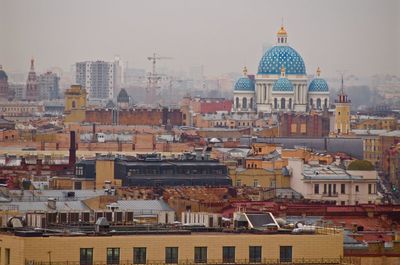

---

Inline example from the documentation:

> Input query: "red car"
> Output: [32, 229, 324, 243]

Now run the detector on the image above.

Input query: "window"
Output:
[242, 97, 247, 109]
[80, 248, 93, 265]
[355, 185, 359, 192]
[281, 98, 286, 109]
[314, 184, 319, 194]
[280, 246, 292, 262]
[133, 247, 147, 264]
[249, 246, 262, 263]
[5, 248, 10, 265]
[236, 180, 241, 186]
[341, 201, 345, 206]
[107, 248, 120, 265]
[223, 247, 235, 263]
[253, 179, 259, 187]
[341, 184, 346, 194]
[165, 247, 178, 264]
[323, 184, 327, 194]
[194, 247, 207, 263]
[368, 184, 372, 194]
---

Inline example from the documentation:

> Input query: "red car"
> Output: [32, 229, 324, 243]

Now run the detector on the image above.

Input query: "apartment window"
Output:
[236, 180, 242, 186]
[314, 184, 319, 194]
[341, 201, 346, 206]
[333, 184, 337, 194]
[368, 184, 372, 194]
[323, 184, 327, 194]
[80, 248, 93, 265]
[133, 247, 147, 264]
[5, 248, 10, 265]
[107, 248, 120, 265]
[355, 185, 359, 192]
[253, 179, 259, 187]
[280, 246, 292, 262]
[249, 246, 262, 263]
[165, 247, 178, 264]
[194, 247, 207, 263]
[222, 246, 235, 263]
[341, 184, 346, 194]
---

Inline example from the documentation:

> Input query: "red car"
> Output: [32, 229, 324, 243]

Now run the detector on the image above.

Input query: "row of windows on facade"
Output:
[234, 98, 328, 110]
[235, 179, 270, 188]
[77, 246, 293, 265]
[127, 168, 224, 175]
[314, 183, 377, 195]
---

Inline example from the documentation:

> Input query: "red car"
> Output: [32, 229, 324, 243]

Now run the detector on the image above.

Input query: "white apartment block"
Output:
[75, 61, 121, 101]
[288, 158, 381, 205]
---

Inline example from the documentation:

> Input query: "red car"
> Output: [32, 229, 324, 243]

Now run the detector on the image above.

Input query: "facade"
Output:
[38, 71, 60, 100]
[9, 83, 25, 101]
[288, 159, 380, 205]
[75, 61, 117, 101]
[334, 77, 351, 135]
[278, 112, 330, 137]
[0, 229, 343, 265]
[64, 85, 87, 123]
[0, 65, 9, 100]
[0, 101, 43, 117]
[25, 59, 40, 101]
[233, 26, 329, 114]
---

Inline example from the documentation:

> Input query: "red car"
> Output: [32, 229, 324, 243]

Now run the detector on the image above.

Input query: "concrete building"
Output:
[37, 71, 60, 100]
[9, 83, 25, 101]
[0, 101, 43, 117]
[64, 85, 87, 123]
[25, 59, 40, 101]
[75, 60, 118, 101]
[0, 225, 344, 265]
[288, 159, 380, 205]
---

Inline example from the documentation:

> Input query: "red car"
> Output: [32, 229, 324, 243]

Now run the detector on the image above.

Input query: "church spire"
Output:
[277, 22, 288, 44]
[30, 58, 35, 71]
[243, 66, 248, 76]
[316, 67, 321, 77]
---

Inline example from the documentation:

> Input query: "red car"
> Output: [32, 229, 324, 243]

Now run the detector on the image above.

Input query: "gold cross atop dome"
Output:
[316, 67, 321, 77]
[277, 26, 287, 36]
[243, 66, 248, 76]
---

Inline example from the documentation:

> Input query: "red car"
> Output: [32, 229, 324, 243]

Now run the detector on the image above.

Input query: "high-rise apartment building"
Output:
[75, 60, 121, 101]
[38, 71, 60, 100]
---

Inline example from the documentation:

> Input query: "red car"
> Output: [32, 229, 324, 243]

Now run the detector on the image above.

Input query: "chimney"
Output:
[92, 123, 96, 142]
[69, 131, 76, 167]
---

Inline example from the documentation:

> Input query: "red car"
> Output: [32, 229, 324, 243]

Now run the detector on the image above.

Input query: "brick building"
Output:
[278, 112, 330, 137]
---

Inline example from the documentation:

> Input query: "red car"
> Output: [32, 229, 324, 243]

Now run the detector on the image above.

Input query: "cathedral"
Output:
[233, 25, 330, 114]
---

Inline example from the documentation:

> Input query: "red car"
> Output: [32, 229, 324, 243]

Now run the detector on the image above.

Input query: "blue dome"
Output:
[273, 77, 293, 92]
[234, 77, 255, 91]
[258, 46, 306, 75]
[308, 78, 329, 92]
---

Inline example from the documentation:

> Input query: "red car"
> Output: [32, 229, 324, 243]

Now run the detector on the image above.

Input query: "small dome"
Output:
[308, 78, 329, 92]
[308, 68, 329, 92]
[234, 77, 255, 91]
[117, 88, 129, 103]
[0, 66, 7, 80]
[106, 100, 116, 108]
[273, 77, 293, 92]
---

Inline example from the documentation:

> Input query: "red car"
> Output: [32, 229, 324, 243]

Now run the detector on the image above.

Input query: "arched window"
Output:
[317, 98, 322, 109]
[324, 98, 328, 108]
[242, 97, 247, 109]
[250, 97, 253, 110]
[72, 100, 76, 108]
[236, 97, 239, 109]
[310, 98, 313, 109]
[281, 98, 286, 109]
[288, 98, 292, 109]
[274, 98, 278, 109]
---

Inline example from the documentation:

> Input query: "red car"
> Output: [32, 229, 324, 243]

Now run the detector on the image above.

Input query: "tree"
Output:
[348, 160, 374, 171]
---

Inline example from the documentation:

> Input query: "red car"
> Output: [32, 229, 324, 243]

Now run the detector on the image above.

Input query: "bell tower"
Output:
[334, 75, 351, 135]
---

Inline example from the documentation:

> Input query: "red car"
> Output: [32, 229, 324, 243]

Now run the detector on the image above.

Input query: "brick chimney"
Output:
[69, 131, 76, 167]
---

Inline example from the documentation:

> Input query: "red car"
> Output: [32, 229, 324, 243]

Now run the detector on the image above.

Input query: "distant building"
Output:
[0, 101, 43, 117]
[117, 88, 130, 109]
[38, 71, 60, 100]
[0, 65, 10, 100]
[334, 76, 351, 135]
[75, 60, 119, 101]
[64, 85, 87, 123]
[9, 83, 25, 101]
[288, 158, 380, 205]
[25, 59, 40, 101]
[279, 112, 330, 137]
[232, 26, 330, 114]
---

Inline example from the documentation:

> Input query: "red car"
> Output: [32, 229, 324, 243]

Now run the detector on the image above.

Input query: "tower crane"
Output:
[145, 53, 173, 105]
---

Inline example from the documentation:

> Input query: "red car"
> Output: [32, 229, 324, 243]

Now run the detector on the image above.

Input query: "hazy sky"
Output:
[1, 0, 399, 77]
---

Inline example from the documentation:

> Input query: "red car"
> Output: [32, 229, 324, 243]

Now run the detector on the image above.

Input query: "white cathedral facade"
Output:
[233, 26, 330, 114]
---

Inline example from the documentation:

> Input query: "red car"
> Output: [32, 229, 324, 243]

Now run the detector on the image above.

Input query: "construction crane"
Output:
[145, 53, 173, 105]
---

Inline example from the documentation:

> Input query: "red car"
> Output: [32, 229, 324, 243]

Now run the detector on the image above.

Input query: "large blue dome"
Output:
[273, 77, 293, 92]
[234, 77, 255, 91]
[308, 78, 329, 92]
[258, 46, 306, 75]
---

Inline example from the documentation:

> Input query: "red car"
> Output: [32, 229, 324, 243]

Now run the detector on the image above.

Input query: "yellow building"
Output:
[95, 158, 122, 189]
[64, 85, 87, 123]
[354, 117, 397, 131]
[0, 229, 344, 265]
[334, 77, 351, 135]
[230, 167, 290, 188]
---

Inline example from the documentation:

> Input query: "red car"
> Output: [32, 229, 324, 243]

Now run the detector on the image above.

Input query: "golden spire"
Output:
[243, 66, 248, 76]
[281, 65, 286, 77]
[316, 66, 321, 77]
[277, 26, 287, 36]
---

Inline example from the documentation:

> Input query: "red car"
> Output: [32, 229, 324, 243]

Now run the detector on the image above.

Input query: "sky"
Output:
[1, 0, 399, 77]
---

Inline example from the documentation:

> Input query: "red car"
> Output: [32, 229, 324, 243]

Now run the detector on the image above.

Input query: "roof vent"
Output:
[95, 217, 110, 233]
